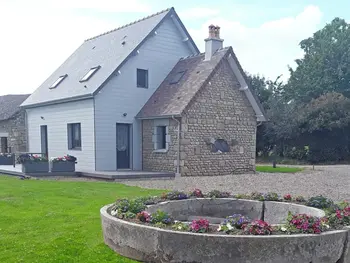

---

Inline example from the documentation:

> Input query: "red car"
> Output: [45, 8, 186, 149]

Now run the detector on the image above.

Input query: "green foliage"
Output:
[264, 192, 280, 201]
[307, 195, 334, 209]
[172, 221, 190, 231]
[250, 192, 265, 201]
[150, 210, 173, 225]
[207, 190, 231, 198]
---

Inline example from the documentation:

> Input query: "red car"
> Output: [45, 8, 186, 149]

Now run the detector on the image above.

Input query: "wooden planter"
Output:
[21, 162, 49, 174]
[0, 155, 13, 165]
[51, 162, 76, 173]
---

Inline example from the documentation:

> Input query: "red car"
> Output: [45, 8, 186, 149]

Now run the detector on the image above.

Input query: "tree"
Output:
[286, 18, 350, 103]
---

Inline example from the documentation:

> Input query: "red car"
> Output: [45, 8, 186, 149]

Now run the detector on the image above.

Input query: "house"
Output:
[0, 94, 30, 153]
[21, 7, 266, 176]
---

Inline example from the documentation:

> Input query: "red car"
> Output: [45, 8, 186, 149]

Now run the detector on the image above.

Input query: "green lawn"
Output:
[0, 175, 164, 263]
[256, 165, 304, 173]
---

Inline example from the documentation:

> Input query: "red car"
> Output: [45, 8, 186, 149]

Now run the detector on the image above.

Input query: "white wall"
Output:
[94, 17, 195, 171]
[26, 99, 95, 171]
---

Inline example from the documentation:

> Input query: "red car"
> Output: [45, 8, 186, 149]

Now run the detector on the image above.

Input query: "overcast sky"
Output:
[0, 0, 348, 95]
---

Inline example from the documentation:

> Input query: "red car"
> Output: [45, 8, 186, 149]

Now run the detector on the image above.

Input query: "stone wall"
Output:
[0, 110, 27, 153]
[142, 118, 179, 172]
[180, 59, 257, 176]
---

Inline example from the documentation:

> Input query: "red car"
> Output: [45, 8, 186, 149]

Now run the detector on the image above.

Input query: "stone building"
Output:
[0, 94, 29, 153]
[137, 26, 266, 176]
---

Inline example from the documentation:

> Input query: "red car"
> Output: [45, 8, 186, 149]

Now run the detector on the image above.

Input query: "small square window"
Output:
[80, 66, 101, 82]
[137, 68, 148, 88]
[50, 74, 67, 89]
[169, 71, 186, 84]
[67, 123, 82, 150]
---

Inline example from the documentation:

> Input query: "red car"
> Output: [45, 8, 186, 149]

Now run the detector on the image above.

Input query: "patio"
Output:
[0, 164, 175, 180]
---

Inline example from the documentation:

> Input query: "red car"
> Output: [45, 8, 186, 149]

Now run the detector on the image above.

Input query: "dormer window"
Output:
[50, 74, 67, 89]
[80, 66, 101, 82]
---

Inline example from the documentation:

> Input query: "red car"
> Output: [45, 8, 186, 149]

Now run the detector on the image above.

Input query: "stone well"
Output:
[101, 199, 350, 263]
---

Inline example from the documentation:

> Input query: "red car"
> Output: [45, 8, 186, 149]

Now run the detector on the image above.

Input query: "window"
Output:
[137, 68, 148, 88]
[169, 71, 186, 84]
[80, 66, 101, 82]
[153, 126, 168, 150]
[50, 74, 67, 89]
[68, 123, 82, 150]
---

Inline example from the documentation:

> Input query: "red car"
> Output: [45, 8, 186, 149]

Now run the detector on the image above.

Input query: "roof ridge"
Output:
[85, 8, 172, 42]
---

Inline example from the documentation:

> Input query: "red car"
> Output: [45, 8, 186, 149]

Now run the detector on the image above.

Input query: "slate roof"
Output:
[137, 47, 267, 121]
[0, 94, 30, 121]
[22, 7, 198, 108]
[137, 48, 231, 118]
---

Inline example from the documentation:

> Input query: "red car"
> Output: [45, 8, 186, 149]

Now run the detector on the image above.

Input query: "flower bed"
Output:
[0, 153, 13, 165]
[102, 190, 350, 263]
[18, 154, 49, 174]
[50, 155, 77, 173]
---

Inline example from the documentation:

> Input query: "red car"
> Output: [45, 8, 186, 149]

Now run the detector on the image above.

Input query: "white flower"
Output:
[217, 225, 222, 232]
[110, 210, 118, 216]
[227, 223, 233, 230]
[280, 226, 287, 232]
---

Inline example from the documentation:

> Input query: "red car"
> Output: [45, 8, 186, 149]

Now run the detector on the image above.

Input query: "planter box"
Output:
[51, 162, 75, 173]
[22, 162, 49, 174]
[0, 155, 13, 165]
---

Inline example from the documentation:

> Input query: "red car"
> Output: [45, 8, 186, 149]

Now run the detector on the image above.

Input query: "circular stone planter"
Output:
[101, 199, 350, 263]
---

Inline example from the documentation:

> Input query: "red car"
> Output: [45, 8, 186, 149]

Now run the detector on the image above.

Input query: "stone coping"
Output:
[101, 200, 350, 263]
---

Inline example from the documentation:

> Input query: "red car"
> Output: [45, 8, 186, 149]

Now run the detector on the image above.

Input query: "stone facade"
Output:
[142, 59, 257, 176]
[0, 110, 27, 153]
[142, 118, 179, 172]
[180, 60, 257, 176]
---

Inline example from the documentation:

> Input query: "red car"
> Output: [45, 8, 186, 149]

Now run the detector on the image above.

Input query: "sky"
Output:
[0, 0, 349, 95]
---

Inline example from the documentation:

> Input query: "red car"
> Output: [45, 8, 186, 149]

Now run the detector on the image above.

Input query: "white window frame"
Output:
[80, 66, 101, 82]
[50, 74, 67, 89]
[152, 119, 170, 153]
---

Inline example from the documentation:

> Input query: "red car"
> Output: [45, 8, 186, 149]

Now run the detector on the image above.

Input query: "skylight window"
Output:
[49, 74, 67, 89]
[170, 71, 186, 84]
[80, 66, 101, 82]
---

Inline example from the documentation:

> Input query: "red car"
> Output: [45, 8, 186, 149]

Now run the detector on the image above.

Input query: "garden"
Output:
[103, 189, 350, 262]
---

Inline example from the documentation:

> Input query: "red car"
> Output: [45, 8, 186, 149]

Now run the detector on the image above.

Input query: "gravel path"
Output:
[121, 165, 350, 201]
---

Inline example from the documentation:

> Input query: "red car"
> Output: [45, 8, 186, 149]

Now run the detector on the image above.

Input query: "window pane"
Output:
[50, 75, 67, 89]
[156, 126, 166, 149]
[68, 123, 81, 149]
[137, 69, 148, 88]
[80, 66, 100, 82]
[169, 71, 186, 84]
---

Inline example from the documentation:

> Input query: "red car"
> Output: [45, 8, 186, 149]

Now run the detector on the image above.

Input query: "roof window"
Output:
[169, 71, 186, 84]
[80, 66, 101, 82]
[49, 74, 67, 89]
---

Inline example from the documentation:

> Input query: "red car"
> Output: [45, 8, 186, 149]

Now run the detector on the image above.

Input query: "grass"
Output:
[256, 165, 304, 173]
[0, 175, 164, 263]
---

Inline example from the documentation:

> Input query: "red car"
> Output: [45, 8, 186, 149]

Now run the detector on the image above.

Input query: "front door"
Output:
[116, 123, 131, 169]
[40, 125, 48, 158]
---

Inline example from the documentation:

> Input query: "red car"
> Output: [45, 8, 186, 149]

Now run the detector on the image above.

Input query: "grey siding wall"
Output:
[94, 17, 194, 171]
[26, 99, 95, 171]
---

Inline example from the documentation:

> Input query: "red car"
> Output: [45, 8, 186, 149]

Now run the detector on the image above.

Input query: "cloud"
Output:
[179, 7, 220, 19]
[188, 5, 323, 81]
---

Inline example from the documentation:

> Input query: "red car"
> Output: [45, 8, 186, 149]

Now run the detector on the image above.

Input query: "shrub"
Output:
[136, 211, 151, 223]
[207, 190, 230, 198]
[154, 222, 167, 228]
[125, 211, 136, 219]
[218, 214, 250, 233]
[190, 219, 210, 233]
[264, 192, 280, 201]
[128, 198, 147, 214]
[307, 195, 333, 209]
[243, 220, 273, 235]
[50, 155, 77, 163]
[114, 199, 130, 213]
[281, 212, 329, 234]
[150, 210, 173, 225]
[283, 194, 292, 201]
[162, 191, 188, 200]
[250, 192, 265, 201]
[172, 221, 190, 231]
[234, 194, 250, 199]
[190, 189, 204, 198]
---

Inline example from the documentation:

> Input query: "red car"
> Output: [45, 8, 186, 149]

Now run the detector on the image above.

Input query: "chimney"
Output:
[205, 25, 223, 61]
